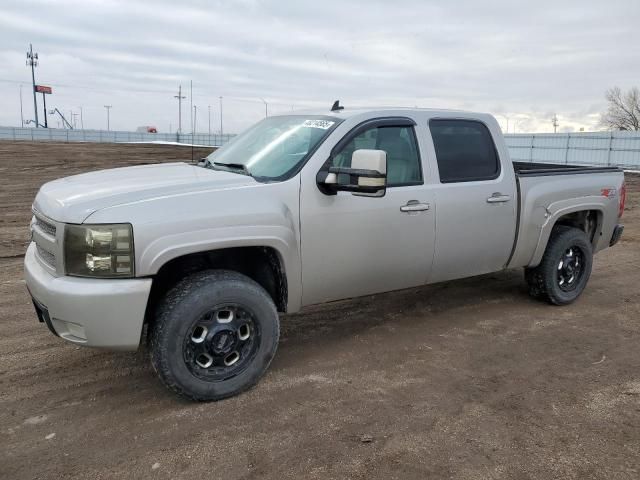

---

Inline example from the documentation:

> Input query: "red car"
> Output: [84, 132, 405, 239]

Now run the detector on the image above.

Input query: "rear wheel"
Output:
[150, 270, 279, 401]
[525, 226, 593, 305]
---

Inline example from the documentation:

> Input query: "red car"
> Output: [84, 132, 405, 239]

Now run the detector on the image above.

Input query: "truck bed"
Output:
[513, 161, 621, 177]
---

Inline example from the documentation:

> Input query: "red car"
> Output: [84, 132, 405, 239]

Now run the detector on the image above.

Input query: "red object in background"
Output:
[35, 85, 52, 94]
[147, 126, 157, 133]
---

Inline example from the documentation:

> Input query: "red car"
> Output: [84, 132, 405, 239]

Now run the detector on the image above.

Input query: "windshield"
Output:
[205, 115, 341, 180]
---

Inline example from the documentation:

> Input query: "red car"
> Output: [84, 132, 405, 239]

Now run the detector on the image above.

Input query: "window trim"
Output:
[323, 116, 424, 188]
[428, 118, 501, 184]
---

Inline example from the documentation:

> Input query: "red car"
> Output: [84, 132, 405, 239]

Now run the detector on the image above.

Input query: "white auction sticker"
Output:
[301, 119, 335, 130]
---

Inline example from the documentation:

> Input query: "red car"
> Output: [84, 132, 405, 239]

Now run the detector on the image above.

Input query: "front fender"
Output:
[138, 224, 302, 312]
[83, 178, 303, 312]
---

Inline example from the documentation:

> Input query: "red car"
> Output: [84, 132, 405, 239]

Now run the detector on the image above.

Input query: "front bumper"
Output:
[24, 243, 152, 350]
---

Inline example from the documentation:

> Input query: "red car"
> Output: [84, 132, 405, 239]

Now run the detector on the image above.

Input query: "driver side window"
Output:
[332, 126, 422, 186]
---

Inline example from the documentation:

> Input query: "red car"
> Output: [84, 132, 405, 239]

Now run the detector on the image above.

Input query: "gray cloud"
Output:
[0, 0, 638, 133]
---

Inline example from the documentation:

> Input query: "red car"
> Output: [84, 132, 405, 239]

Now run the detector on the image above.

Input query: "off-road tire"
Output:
[149, 269, 279, 401]
[524, 226, 593, 305]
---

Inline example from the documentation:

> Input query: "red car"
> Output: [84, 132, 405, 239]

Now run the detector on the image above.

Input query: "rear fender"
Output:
[529, 196, 607, 266]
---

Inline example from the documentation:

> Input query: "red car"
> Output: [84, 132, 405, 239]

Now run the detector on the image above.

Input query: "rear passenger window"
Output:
[429, 119, 500, 183]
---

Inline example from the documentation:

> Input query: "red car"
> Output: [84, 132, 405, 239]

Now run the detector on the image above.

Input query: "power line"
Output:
[0, 77, 305, 109]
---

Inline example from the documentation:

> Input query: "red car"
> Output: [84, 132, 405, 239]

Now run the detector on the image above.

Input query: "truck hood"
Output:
[33, 162, 256, 223]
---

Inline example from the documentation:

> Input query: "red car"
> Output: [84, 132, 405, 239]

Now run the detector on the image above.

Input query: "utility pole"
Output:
[26, 44, 39, 127]
[552, 114, 559, 133]
[208, 105, 211, 135]
[190, 80, 193, 134]
[104, 105, 112, 131]
[19, 85, 24, 126]
[219, 96, 223, 136]
[174, 85, 186, 133]
[78, 106, 84, 129]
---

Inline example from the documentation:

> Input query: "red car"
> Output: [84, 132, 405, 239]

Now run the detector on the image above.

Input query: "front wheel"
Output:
[150, 270, 280, 401]
[525, 226, 593, 305]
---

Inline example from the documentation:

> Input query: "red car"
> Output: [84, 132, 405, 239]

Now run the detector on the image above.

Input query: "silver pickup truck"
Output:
[25, 106, 626, 400]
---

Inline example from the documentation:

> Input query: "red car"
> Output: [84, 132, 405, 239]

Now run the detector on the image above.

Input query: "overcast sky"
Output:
[0, 0, 638, 134]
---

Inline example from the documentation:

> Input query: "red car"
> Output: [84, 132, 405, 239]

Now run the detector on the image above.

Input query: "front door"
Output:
[300, 120, 436, 306]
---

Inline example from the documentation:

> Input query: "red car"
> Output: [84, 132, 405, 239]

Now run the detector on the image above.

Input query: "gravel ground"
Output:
[1, 142, 639, 479]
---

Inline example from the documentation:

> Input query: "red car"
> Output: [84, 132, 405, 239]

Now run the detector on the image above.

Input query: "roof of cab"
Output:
[279, 105, 490, 120]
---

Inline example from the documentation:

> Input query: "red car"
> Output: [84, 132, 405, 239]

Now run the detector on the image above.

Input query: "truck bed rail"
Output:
[513, 161, 621, 177]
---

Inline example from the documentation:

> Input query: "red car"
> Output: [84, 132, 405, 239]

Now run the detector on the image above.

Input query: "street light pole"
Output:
[208, 105, 211, 136]
[260, 98, 268, 118]
[193, 105, 197, 134]
[497, 114, 510, 133]
[104, 105, 112, 131]
[219, 96, 223, 136]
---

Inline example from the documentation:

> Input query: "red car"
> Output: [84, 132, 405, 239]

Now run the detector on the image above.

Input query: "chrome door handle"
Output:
[400, 201, 430, 212]
[486, 193, 511, 203]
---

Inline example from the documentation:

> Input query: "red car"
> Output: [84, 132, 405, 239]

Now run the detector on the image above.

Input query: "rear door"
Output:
[426, 118, 517, 283]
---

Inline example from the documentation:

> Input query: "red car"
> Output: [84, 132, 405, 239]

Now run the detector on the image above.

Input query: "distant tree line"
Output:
[601, 86, 640, 131]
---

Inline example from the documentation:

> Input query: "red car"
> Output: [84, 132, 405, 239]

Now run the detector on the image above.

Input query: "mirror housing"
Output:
[318, 149, 387, 197]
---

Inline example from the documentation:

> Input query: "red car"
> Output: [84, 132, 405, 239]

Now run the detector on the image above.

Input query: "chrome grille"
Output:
[35, 216, 56, 237]
[31, 211, 60, 273]
[36, 244, 56, 268]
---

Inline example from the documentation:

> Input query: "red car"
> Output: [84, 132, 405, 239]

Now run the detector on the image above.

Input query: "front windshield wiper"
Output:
[207, 160, 252, 177]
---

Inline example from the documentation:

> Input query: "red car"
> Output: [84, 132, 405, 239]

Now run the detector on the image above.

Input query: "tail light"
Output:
[619, 181, 626, 218]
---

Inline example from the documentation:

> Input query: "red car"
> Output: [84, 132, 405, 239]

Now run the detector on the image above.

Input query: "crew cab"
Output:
[25, 105, 625, 400]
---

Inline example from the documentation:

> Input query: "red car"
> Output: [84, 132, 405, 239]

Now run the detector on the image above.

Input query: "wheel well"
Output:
[145, 247, 288, 323]
[553, 209, 601, 244]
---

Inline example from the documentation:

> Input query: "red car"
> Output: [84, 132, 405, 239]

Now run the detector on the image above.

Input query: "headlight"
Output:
[64, 224, 134, 278]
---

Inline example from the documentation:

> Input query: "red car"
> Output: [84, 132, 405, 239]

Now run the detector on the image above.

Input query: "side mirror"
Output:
[318, 149, 387, 197]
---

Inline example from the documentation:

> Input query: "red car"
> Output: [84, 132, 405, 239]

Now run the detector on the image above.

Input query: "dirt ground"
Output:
[1, 142, 639, 480]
